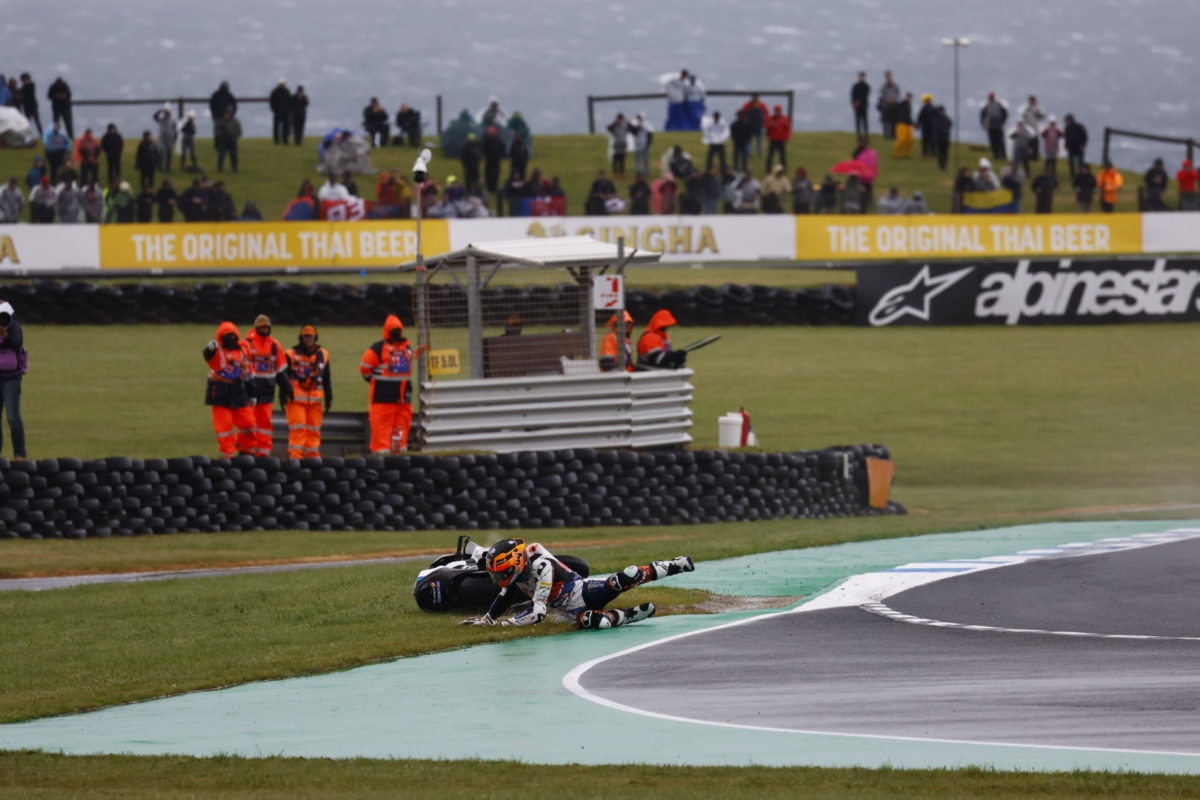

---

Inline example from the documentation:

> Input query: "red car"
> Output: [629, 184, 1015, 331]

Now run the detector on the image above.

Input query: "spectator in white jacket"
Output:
[702, 111, 730, 173]
[317, 176, 350, 202]
[0, 178, 24, 223]
[1019, 95, 1047, 160]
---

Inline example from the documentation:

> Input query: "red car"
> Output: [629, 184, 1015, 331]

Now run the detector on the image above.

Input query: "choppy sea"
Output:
[1, 0, 1194, 167]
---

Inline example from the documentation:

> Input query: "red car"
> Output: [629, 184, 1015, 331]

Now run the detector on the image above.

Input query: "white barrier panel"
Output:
[447, 215, 795, 262]
[1141, 212, 1200, 253]
[419, 369, 694, 453]
[0, 225, 100, 272]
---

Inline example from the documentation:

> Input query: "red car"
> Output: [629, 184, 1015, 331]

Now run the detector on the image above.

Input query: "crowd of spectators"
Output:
[2, 69, 1199, 223]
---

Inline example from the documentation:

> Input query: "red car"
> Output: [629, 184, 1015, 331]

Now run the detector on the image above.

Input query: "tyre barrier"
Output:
[0, 446, 901, 539]
[5, 281, 856, 327]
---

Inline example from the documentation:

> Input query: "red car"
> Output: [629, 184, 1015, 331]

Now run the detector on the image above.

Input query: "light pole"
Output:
[942, 36, 970, 182]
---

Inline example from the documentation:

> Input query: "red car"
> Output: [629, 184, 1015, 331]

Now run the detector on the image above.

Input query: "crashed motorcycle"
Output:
[413, 535, 590, 612]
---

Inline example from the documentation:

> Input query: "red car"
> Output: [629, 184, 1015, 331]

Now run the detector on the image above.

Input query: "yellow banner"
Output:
[99, 220, 451, 269]
[796, 213, 1143, 261]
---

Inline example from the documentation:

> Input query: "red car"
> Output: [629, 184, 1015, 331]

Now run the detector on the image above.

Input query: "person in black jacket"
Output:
[362, 98, 390, 147]
[730, 109, 752, 173]
[156, 179, 177, 222]
[100, 123, 124, 183]
[208, 82, 237, 133]
[460, 133, 483, 190]
[850, 72, 870, 137]
[135, 130, 158, 188]
[135, 183, 156, 222]
[291, 87, 309, 146]
[915, 93, 937, 157]
[629, 172, 651, 215]
[269, 79, 292, 145]
[481, 125, 505, 200]
[1064, 114, 1088, 179]
[19, 74, 41, 136]
[395, 103, 421, 146]
[46, 76, 72, 138]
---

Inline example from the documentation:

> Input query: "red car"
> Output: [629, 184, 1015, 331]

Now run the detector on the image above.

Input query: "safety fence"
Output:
[0, 447, 901, 539]
[0, 280, 856, 327]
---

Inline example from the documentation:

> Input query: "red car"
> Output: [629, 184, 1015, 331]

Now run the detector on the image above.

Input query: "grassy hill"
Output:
[0, 131, 1154, 221]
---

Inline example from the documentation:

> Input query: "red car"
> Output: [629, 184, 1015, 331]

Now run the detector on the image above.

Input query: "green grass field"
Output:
[0, 131, 1154, 220]
[4, 317, 1200, 796]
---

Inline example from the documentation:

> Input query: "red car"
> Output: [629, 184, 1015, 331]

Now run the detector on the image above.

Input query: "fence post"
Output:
[587, 96, 595, 135]
[436, 95, 443, 141]
[1103, 127, 1111, 166]
[177, 97, 185, 120]
[786, 90, 794, 128]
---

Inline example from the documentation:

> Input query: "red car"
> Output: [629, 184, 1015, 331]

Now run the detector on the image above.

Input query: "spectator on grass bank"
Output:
[19, 73, 41, 136]
[460, 133, 483, 189]
[396, 103, 421, 147]
[877, 186, 904, 214]
[105, 180, 135, 223]
[850, 72, 870, 137]
[0, 179, 23, 223]
[585, 169, 618, 216]
[951, 167, 973, 213]
[42, 121, 71, 184]
[684, 74, 707, 131]
[765, 106, 790, 172]
[25, 155, 45, 190]
[135, 130, 159, 189]
[101, 124, 124, 183]
[291, 87, 309, 146]
[607, 113, 630, 177]
[135, 183, 155, 223]
[363, 97, 390, 147]
[1001, 163, 1025, 211]
[633, 113, 652, 178]
[1097, 161, 1123, 213]
[979, 92, 1008, 161]
[81, 181, 103, 222]
[214, 109, 242, 173]
[741, 94, 768, 157]
[660, 70, 689, 131]
[180, 178, 211, 222]
[157, 179, 177, 223]
[730, 109, 752, 173]
[482, 126, 505, 199]
[790, 167, 814, 214]
[816, 175, 838, 213]
[973, 157, 999, 191]
[1009, 121, 1034, 175]
[153, 104, 176, 172]
[509, 133, 530, 179]
[47, 76, 72, 138]
[269, 79, 292, 145]
[180, 111, 199, 171]
[318, 174, 349, 203]
[933, 105, 952, 170]
[55, 177, 85, 223]
[731, 172, 761, 214]
[28, 176, 55, 223]
[893, 93, 914, 158]
[210, 181, 235, 221]
[761, 165, 789, 214]
[341, 170, 359, 199]
[240, 201, 263, 221]
[1019, 95, 1047, 161]
[209, 81, 237, 132]
[903, 190, 931, 215]
[1144, 158, 1169, 211]
[1064, 114, 1088, 178]
[1031, 163, 1058, 214]
[1041, 117, 1062, 177]
[203, 321, 255, 457]
[1178, 160, 1199, 211]
[75, 128, 101, 186]
[629, 172, 651, 215]
[702, 111, 729, 173]
[916, 93, 936, 157]
[0, 300, 28, 460]
[878, 70, 900, 139]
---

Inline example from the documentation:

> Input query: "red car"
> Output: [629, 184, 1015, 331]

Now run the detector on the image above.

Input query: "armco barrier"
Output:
[2, 280, 856, 327]
[0, 446, 902, 539]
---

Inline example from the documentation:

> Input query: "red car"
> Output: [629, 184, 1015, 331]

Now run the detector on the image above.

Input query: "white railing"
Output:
[418, 369, 694, 453]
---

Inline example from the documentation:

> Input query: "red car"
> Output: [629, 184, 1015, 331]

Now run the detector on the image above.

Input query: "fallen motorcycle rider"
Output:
[460, 538, 695, 630]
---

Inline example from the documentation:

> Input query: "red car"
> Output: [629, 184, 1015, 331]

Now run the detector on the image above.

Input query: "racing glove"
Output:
[665, 349, 687, 368]
[202, 341, 217, 360]
[459, 615, 497, 626]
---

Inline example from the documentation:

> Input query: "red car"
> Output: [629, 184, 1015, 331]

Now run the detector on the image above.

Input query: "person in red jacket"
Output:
[599, 311, 634, 372]
[766, 105, 791, 172]
[359, 315, 422, 453]
[636, 309, 686, 370]
[243, 314, 292, 457]
[1177, 159, 1199, 211]
[203, 322, 255, 457]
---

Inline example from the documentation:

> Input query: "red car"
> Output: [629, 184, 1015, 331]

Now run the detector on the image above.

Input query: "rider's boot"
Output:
[607, 556, 695, 592]
[578, 602, 656, 630]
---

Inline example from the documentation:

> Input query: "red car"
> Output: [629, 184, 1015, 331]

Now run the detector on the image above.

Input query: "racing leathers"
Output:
[472, 542, 694, 629]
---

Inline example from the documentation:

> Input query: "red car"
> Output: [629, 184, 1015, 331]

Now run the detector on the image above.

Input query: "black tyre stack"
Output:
[0, 446, 901, 539]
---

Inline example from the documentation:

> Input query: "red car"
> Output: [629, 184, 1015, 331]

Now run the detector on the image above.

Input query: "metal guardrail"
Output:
[270, 410, 369, 458]
[586, 90, 795, 134]
[419, 368, 694, 453]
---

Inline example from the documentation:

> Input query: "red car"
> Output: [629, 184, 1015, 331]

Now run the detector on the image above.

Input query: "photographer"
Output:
[0, 301, 28, 460]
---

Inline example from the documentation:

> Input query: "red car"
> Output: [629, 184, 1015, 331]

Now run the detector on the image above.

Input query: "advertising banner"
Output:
[799, 214, 1143, 262]
[856, 258, 1200, 326]
[0, 225, 101, 272]
[98, 220, 451, 269]
[447, 215, 796, 262]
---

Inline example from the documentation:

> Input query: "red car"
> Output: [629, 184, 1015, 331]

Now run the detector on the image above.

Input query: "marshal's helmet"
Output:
[485, 538, 528, 587]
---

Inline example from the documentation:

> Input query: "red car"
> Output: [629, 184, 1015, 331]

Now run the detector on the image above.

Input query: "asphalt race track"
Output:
[579, 537, 1200, 753]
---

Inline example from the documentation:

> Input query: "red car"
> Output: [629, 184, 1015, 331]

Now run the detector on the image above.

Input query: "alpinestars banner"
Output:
[856, 259, 1200, 326]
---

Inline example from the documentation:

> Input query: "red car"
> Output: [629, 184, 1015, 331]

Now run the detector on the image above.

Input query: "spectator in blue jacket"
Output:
[42, 121, 72, 184]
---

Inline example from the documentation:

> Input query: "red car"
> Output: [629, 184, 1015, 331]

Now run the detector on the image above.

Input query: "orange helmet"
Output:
[485, 538, 528, 587]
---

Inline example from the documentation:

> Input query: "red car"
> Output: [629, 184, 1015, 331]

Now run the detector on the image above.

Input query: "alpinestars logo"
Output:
[868, 265, 974, 326]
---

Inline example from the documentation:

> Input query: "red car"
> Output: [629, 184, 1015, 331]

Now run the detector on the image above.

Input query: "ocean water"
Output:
[0, 0, 1194, 168]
